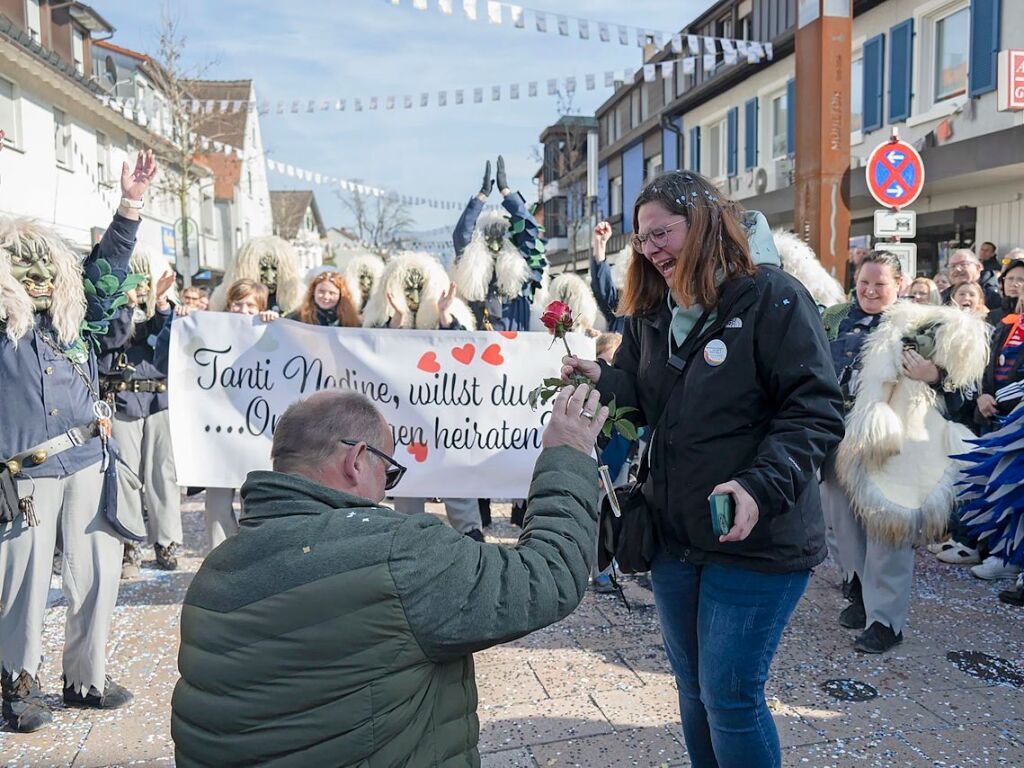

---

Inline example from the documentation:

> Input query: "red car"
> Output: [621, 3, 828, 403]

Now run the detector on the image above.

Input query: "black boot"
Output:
[154, 542, 179, 571]
[478, 499, 492, 528]
[63, 676, 133, 710]
[998, 575, 1024, 606]
[854, 621, 903, 654]
[2, 669, 52, 733]
[842, 573, 862, 602]
[839, 598, 866, 629]
[510, 500, 526, 528]
[465, 528, 485, 543]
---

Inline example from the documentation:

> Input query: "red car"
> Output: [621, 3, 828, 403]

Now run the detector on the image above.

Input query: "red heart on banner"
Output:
[481, 344, 504, 366]
[407, 442, 428, 463]
[417, 351, 441, 373]
[451, 344, 476, 365]
[498, 331, 518, 340]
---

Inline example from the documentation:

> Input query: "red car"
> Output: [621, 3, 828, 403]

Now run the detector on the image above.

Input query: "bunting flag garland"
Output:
[96, 48, 772, 122]
[387, 0, 766, 56]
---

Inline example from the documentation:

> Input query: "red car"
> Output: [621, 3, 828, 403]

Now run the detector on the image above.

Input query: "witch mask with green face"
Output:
[358, 268, 375, 309]
[258, 254, 278, 292]
[403, 269, 425, 314]
[10, 237, 56, 312]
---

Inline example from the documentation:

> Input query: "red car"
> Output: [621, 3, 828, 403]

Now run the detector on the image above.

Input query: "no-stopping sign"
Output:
[866, 139, 925, 209]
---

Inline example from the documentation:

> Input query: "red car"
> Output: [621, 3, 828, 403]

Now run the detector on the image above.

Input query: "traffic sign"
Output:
[879, 242, 917, 278]
[866, 139, 925, 209]
[997, 49, 1024, 111]
[873, 209, 916, 238]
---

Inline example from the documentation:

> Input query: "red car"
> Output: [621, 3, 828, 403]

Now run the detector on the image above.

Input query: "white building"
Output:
[270, 189, 327, 275]
[0, 3, 218, 267]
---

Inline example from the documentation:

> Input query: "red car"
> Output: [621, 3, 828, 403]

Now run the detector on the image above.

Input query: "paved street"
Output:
[2, 496, 1023, 768]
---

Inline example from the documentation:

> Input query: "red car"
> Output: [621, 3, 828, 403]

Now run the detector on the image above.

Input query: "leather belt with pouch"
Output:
[100, 377, 168, 394]
[1, 421, 102, 526]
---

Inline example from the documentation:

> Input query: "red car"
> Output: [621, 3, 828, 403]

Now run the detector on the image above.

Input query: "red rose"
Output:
[540, 300, 574, 336]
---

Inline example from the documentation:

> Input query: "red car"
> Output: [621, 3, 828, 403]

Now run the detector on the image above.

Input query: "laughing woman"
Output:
[561, 171, 844, 767]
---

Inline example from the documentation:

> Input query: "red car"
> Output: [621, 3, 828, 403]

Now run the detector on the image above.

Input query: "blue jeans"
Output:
[650, 553, 810, 768]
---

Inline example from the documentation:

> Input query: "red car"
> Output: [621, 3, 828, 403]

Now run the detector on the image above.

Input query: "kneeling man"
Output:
[171, 385, 607, 766]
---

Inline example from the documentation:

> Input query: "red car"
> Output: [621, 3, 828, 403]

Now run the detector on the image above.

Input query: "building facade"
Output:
[590, 0, 1020, 279]
[270, 189, 327, 276]
[0, 0, 216, 265]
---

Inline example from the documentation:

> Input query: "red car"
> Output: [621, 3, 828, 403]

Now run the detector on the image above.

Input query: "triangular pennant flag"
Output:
[355, 98, 363, 111]
[703, 53, 716, 72]
[337, 99, 345, 111]
[725, 49, 738, 66]
[276, 101, 285, 113]
[535, 11, 547, 32]
[687, 34, 699, 55]
[420, 92, 429, 107]
[704, 36, 716, 54]
[438, 91, 447, 106]
[682, 57, 695, 75]
[547, 78, 558, 95]
[413, 0, 427, 9]
[598, 22, 609, 42]
[369, 97, 378, 110]
[653, 32, 663, 47]
[604, 70, 614, 87]
[510, 4, 524, 28]
[528, 81, 537, 97]
[578, 19, 589, 39]
[439, 0, 453, 14]
[721, 38, 735, 54]
[618, 25, 628, 45]
[473, 87, 483, 103]
[491, 85, 500, 101]
[585, 73, 595, 90]
[510, 83, 519, 99]
[386, 95, 395, 110]
[565, 76, 576, 93]
[462, 0, 477, 22]
[635, 28, 645, 47]
[455, 89, 464, 104]
[486, 1, 500, 24]
[765, 42, 774, 60]
[643, 64, 656, 83]
[307, 100, 316, 112]
[405, 95, 413, 108]
[291, 100, 300, 113]
[672, 34, 683, 53]
[660, 61, 674, 79]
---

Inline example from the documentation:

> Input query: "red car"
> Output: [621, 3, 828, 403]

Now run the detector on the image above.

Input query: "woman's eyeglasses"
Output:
[630, 218, 687, 252]
[339, 439, 407, 490]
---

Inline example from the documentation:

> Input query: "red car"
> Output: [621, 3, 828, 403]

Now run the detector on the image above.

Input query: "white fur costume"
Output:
[339, 252, 386, 312]
[542, 272, 602, 332]
[210, 236, 303, 314]
[773, 230, 846, 308]
[363, 251, 475, 331]
[450, 210, 533, 303]
[836, 302, 989, 546]
[129, 247, 178, 320]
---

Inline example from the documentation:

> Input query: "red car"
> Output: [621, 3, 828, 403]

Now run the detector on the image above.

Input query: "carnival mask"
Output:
[259, 254, 278, 291]
[10, 238, 55, 312]
[902, 322, 939, 360]
[358, 268, 374, 309]
[403, 269, 425, 313]
[484, 220, 507, 254]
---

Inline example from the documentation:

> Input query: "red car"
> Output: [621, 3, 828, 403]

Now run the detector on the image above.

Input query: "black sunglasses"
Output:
[339, 439, 406, 490]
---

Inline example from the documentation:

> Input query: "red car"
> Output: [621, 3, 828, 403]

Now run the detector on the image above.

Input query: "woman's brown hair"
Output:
[618, 171, 756, 315]
[297, 272, 361, 327]
[226, 278, 269, 311]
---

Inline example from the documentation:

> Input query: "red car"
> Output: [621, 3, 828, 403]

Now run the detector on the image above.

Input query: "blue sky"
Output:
[101, 0, 714, 234]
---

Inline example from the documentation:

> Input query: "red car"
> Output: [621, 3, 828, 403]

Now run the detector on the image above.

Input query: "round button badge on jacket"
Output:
[704, 339, 728, 367]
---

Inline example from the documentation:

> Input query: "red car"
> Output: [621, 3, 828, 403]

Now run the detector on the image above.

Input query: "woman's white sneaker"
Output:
[970, 556, 1022, 581]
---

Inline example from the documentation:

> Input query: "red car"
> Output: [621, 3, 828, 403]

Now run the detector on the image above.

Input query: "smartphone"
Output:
[709, 493, 735, 537]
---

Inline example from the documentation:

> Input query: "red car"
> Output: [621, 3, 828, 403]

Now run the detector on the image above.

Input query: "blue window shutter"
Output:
[727, 107, 738, 177]
[863, 34, 885, 132]
[888, 20, 913, 123]
[662, 117, 682, 171]
[744, 97, 758, 170]
[622, 141, 644, 233]
[689, 126, 701, 172]
[970, 0, 1001, 96]
[597, 162, 609, 219]
[785, 79, 796, 156]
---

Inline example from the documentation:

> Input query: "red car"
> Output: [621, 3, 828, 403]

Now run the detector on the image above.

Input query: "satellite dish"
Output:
[754, 168, 768, 194]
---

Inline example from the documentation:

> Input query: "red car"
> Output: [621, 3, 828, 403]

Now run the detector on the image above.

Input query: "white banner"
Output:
[168, 314, 594, 497]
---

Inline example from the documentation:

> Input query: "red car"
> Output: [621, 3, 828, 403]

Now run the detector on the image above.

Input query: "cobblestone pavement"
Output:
[2, 496, 1023, 767]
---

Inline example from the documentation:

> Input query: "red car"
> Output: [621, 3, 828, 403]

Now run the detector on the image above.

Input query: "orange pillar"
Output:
[794, 0, 853, 286]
